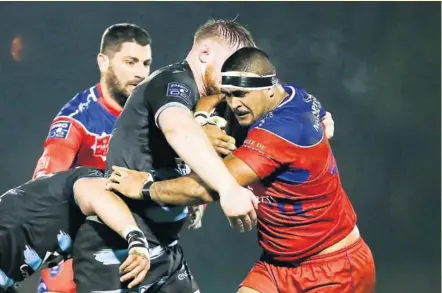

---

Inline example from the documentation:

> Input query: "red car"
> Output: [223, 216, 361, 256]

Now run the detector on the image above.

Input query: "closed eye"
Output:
[232, 91, 246, 98]
[221, 89, 233, 98]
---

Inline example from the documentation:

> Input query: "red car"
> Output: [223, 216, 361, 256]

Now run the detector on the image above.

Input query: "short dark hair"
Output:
[100, 23, 152, 55]
[222, 47, 275, 76]
[194, 19, 256, 49]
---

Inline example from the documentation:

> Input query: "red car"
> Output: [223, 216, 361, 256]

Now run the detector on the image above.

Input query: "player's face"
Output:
[224, 89, 268, 126]
[106, 42, 152, 105]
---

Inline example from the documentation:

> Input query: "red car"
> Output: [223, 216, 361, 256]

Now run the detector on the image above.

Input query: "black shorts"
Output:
[73, 219, 199, 293]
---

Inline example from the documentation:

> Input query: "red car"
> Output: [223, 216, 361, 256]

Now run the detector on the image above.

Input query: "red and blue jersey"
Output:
[33, 83, 121, 178]
[233, 84, 356, 263]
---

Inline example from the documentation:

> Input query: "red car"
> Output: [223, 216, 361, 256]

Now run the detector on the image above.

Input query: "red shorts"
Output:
[241, 238, 376, 293]
[39, 259, 76, 293]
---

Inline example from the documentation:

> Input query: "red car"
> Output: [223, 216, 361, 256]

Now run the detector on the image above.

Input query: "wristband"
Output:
[141, 180, 154, 201]
[126, 230, 149, 251]
[194, 111, 210, 126]
[194, 111, 210, 119]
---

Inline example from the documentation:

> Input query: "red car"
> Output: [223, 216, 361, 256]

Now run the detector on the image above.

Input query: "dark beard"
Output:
[105, 68, 129, 108]
[112, 91, 128, 108]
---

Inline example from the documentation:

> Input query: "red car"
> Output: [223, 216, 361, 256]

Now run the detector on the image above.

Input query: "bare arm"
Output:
[145, 75, 257, 231]
[74, 177, 150, 288]
[150, 173, 217, 205]
[107, 154, 259, 206]
[158, 106, 238, 195]
[150, 154, 258, 205]
[74, 177, 140, 239]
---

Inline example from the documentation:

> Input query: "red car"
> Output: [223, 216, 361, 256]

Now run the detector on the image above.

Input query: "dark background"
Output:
[0, 2, 440, 293]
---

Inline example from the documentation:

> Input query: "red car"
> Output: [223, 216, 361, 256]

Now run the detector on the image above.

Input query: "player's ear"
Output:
[97, 53, 109, 73]
[267, 86, 276, 98]
[198, 43, 211, 64]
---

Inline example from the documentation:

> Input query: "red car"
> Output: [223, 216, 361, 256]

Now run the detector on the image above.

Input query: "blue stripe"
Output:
[277, 202, 286, 213]
[277, 168, 310, 184]
[293, 200, 305, 216]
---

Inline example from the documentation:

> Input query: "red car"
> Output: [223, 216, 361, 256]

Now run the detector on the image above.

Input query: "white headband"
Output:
[220, 71, 278, 91]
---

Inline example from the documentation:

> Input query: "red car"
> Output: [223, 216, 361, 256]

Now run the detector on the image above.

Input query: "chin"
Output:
[236, 116, 253, 127]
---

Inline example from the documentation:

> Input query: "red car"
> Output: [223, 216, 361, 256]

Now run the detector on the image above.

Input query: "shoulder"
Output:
[142, 62, 199, 106]
[55, 84, 101, 124]
[147, 62, 197, 88]
[250, 85, 324, 148]
[46, 84, 107, 139]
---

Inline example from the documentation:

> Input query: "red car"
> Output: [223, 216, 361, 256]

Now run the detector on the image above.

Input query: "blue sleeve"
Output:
[296, 85, 327, 118]
[320, 104, 326, 118]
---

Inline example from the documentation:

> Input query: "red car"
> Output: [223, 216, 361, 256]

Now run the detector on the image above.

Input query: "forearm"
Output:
[74, 178, 140, 239]
[150, 173, 218, 206]
[159, 107, 237, 194]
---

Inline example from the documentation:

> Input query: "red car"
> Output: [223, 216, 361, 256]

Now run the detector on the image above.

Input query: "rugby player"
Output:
[72, 19, 259, 293]
[108, 47, 376, 293]
[32, 23, 152, 293]
[188, 79, 335, 230]
[0, 167, 149, 293]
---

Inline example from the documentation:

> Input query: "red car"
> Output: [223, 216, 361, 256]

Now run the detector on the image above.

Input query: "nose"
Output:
[226, 96, 242, 110]
[134, 63, 149, 80]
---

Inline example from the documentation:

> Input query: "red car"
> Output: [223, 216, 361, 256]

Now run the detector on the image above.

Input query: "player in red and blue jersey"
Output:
[217, 47, 375, 293]
[108, 47, 375, 293]
[32, 23, 152, 293]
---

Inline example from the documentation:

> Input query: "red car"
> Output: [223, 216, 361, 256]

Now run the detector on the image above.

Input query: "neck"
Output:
[99, 78, 123, 111]
[185, 52, 207, 96]
[268, 84, 288, 112]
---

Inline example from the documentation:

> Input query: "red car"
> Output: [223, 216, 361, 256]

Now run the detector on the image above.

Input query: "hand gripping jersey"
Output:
[233, 84, 357, 263]
[33, 83, 121, 179]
